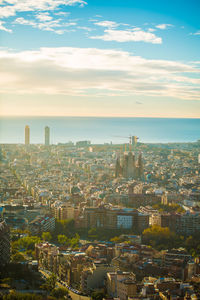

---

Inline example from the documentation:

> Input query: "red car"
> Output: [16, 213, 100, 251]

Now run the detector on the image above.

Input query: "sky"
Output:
[0, 0, 200, 118]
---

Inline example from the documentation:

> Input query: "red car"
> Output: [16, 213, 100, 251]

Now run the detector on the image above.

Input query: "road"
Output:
[39, 269, 90, 300]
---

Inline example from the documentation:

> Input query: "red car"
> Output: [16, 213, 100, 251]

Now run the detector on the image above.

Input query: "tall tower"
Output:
[25, 125, 30, 145]
[137, 152, 144, 179]
[127, 151, 135, 178]
[115, 156, 121, 178]
[45, 126, 50, 146]
[122, 153, 128, 178]
[132, 136, 138, 147]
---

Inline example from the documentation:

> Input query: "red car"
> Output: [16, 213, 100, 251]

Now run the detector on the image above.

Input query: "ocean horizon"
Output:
[0, 116, 199, 144]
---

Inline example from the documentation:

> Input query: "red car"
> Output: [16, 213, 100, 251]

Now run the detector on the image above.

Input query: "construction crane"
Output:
[112, 135, 139, 151]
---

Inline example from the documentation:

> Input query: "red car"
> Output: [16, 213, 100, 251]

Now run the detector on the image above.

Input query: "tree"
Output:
[110, 236, 123, 243]
[42, 232, 52, 242]
[142, 225, 178, 250]
[70, 233, 80, 248]
[185, 234, 200, 256]
[11, 252, 26, 263]
[3, 292, 42, 300]
[88, 228, 98, 240]
[51, 287, 69, 298]
[12, 236, 41, 252]
[57, 234, 69, 246]
[55, 219, 75, 238]
[91, 291, 105, 300]
[41, 273, 57, 292]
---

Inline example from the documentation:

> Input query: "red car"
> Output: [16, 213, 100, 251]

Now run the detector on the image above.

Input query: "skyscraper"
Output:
[137, 152, 144, 179]
[131, 136, 138, 147]
[25, 125, 30, 145]
[45, 126, 50, 146]
[0, 218, 10, 266]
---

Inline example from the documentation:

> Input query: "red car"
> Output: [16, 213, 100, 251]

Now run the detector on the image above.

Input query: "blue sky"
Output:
[0, 0, 200, 117]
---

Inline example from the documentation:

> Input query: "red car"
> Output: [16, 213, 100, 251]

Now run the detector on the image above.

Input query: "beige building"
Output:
[117, 278, 137, 300]
[107, 271, 136, 299]
[81, 261, 114, 292]
[25, 125, 30, 145]
[52, 203, 76, 220]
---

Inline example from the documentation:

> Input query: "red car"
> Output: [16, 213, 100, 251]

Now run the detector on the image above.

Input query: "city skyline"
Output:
[0, 0, 200, 118]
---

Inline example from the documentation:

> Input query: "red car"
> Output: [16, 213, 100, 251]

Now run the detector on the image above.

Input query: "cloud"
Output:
[14, 16, 76, 34]
[155, 24, 173, 30]
[148, 28, 156, 32]
[0, 20, 12, 32]
[136, 101, 143, 105]
[0, 47, 199, 100]
[36, 12, 53, 22]
[77, 26, 93, 31]
[94, 20, 119, 28]
[193, 30, 200, 36]
[54, 11, 70, 16]
[0, 0, 87, 18]
[90, 28, 162, 44]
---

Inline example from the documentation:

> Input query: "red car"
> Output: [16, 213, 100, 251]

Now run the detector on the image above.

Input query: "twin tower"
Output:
[25, 125, 50, 146]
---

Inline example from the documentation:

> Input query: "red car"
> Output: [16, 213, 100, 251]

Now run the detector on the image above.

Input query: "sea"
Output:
[0, 117, 199, 144]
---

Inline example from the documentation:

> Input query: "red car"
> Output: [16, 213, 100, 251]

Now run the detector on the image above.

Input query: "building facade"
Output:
[29, 215, 55, 235]
[115, 151, 144, 179]
[0, 219, 10, 266]
[25, 125, 30, 145]
[45, 126, 50, 146]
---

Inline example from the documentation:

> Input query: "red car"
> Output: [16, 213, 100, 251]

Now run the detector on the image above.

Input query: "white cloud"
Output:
[0, 20, 12, 32]
[36, 12, 53, 22]
[148, 28, 156, 32]
[193, 30, 200, 36]
[90, 28, 162, 44]
[0, 0, 87, 18]
[94, 20, 119, 28]
[54, 11, 70, 16]
[155, 24, 173, 30]
[77, 26, 92, 31]
[15, 17, 35, 26]
[0, 47, 199, 100]
[14, 16, 76, 34]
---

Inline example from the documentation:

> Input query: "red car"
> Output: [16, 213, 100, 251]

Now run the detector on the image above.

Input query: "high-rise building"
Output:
[115, 156, 121, 178]
[131, 136, 138, 147]
[0, 218, 10, 266]
[137, 152, 144, 179]
[25, 125, 30, 145]
[45, 126, 50, 146]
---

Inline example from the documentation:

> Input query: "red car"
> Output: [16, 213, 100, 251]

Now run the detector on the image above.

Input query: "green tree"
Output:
[142, 225, 178, 250]
[110, 236, 123, 243]
[55, 219, 75, 237]
[3, 292, 42, 300]
[12, 236, 41, 252]
[57, 234, 69, 246]
[42, 232, 52, 242]
[41, 273, 57, 292]
[51, 287, 69, 298]
[70, 233, 80, 248]
[91, 291, 105, 300]
[88, 228, 98, 240]
[11, 252, 26, 263]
